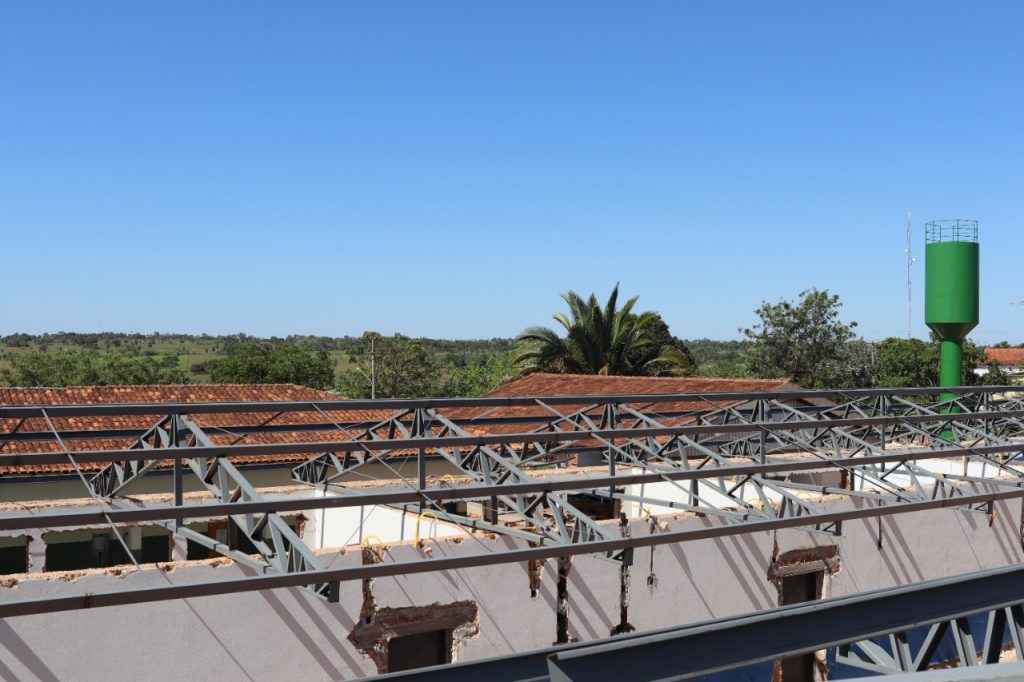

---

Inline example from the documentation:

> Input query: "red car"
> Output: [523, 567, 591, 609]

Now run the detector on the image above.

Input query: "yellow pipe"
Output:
[362, 535, 386, 548]
[414, 511, 439, 546]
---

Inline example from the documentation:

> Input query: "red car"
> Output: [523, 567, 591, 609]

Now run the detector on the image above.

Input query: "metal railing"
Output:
[925, 219, 979, 244]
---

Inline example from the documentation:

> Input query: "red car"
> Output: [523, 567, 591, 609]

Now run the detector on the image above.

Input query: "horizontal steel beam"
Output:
[0, 385, 1017, 419]
[1, 484, 1023, 619]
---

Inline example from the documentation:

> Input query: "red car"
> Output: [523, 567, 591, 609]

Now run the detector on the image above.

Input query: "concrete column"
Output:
[27, 534, 46, 573]
[170, 532, 189, 561]
[127, 527, 143, 560]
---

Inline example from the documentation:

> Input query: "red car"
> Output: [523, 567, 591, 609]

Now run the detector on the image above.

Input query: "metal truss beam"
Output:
[6, 406, 1024, 471]
[84, 414, 339, 601]
[1, 439, 1023, 533]
[293, 408, 625, 561]
[0, 439, 1010, 538]
[5, 385, 1024, 616]
[741, 398, 986, 507]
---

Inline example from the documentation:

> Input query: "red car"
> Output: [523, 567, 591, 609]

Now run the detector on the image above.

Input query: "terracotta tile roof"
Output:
[487, 373, 793, 400]
[450, 373, 797, 433]
[984, 348, 1024, 366]
[490, 372, 792, 411]
[0, 384, 389, 476]
[0, 377, 801, 478]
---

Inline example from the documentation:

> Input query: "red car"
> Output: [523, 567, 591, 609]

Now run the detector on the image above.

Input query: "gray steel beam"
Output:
[1, 385, 1020, 420]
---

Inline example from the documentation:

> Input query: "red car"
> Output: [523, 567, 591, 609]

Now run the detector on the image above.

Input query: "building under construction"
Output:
[2, 374, 1024, 680]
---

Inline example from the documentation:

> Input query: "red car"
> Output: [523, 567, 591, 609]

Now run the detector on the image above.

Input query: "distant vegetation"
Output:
[0, 288, 1014, 394]
[0, 332, 517, 396]
[210, 342, 335, 389]
[2, 350, 186, 387]
[989, 340, 1024, 349]
[336, 332, 515, 398]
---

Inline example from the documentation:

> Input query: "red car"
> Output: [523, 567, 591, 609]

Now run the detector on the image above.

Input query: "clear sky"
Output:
[2, 2, 1021, 342]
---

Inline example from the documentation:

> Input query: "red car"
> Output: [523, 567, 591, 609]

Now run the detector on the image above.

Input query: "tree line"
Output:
[0, 285, 1012, 394]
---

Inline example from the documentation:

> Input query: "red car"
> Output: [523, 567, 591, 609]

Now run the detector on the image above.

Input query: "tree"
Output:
[835, 338, 878, 388]
[741, 288, 857, 388]
[697, 358, 749, 378]
[336, 333, 439, 398]
[96, 354, 186, 385]
[630, 314, 696, 376]
[0, 351, 185, 387]
[209, 342, 334, 389]
[437, 353, 515, 397]
[875, 336, 1007, 388]
[513, 285, 692, 376]
[875, 338, 937, 387]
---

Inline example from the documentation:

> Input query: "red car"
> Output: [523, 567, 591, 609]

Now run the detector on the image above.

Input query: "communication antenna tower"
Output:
[906, 208, 914, 339]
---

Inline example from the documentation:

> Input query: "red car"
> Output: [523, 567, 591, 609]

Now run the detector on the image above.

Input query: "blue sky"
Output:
[2, 2, 1021, 342]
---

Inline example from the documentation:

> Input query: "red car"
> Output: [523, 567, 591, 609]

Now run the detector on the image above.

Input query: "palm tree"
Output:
[513, 284, 692, 376]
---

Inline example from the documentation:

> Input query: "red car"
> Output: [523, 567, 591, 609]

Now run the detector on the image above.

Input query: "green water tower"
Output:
[924, 219, 979, 398]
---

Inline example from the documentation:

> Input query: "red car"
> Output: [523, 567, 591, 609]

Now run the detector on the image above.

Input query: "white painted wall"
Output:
[303, 489, 466, 549]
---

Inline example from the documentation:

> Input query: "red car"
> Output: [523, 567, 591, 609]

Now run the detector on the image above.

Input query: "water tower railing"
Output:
[925, 219, 979, 244]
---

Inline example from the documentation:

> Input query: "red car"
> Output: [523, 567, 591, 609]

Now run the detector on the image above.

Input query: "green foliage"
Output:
[209, 342, 334, 388]
[0, 332, 517, 394]
[437, 353, 515, 397]
[0, 350, 185, 387]
[17, 326, 1008, 393]
[684, 339, 751, 378]
[684, 339, 749, 365]
[989, 340, 1024, 349]
[741, 288, 857, 388]
[875, 336, 1006, 388]
[336, 333, 438, 398]
[836, 338, 879, 388]
[697, 359, 750, 378]
[875, 338, 937, 387]
[632, 314, 696, 376]
[513, 284, 693, 376]
[337, 334, 515, 399]
[984, 360, 1012, 385]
